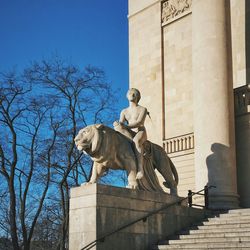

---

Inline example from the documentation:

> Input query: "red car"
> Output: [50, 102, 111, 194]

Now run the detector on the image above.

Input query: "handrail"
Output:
[188, 185, 216, 209]
[81, 185, 216, 250]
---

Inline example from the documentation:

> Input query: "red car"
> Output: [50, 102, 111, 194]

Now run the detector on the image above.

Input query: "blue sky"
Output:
[0, 0, 129, 110]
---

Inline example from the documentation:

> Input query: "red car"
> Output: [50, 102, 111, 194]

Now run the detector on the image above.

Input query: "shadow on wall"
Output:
[246, 0, 250, 82]
[206, 143, 232, 192]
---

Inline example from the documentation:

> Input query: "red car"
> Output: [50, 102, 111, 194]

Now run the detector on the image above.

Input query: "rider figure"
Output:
[113, 88, 148, 180]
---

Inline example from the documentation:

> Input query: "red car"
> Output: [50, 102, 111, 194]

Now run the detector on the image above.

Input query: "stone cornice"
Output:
[128, 0, 161, 19]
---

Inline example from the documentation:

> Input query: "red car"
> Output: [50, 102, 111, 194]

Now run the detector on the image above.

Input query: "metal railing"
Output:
[188, 185, 216, 209]
[81, 185, 216, 250]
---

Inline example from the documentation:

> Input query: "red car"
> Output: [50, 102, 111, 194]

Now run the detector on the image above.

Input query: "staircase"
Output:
[154, 208, 250, 249]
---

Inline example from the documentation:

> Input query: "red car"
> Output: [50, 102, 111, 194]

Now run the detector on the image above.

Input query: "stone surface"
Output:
[128, 0, 250, 207]
[69, 184, 207, 250]
[231, 0, 246, 88]
[163, 12, 193, 139]
[154, 208, 250, 249]
[128, 0, 163, 146]
[162, 0, 192, 25]
[75, 124, 178, 194]
[192, 0, 238, 209]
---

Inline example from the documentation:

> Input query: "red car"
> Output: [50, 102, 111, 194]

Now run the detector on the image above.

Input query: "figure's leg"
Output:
[134, 146, 144, 180]
[126, 161, 138, 189]
[133, 131, 147, 180]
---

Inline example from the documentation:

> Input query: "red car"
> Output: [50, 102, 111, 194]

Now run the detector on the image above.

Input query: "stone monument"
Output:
[69, 1, 250, 249]
[69, 89, 208, 250]
[74, 88, 178, 195]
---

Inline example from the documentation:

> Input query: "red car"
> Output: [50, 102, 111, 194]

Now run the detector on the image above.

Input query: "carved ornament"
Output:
[162, 0, 192, 25]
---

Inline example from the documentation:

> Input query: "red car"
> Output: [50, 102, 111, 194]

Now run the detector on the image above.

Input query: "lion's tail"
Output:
[170, 158, 179, 186]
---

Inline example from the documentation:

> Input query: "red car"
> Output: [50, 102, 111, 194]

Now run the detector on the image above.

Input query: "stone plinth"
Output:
[69, 184, 208, 250]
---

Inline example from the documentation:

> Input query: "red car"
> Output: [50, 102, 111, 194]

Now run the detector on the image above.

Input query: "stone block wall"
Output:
[128, 0, 163, 146]
[69, 184, 208, 250]
[129, 0, 195, 197]
[128, 0, 249, 206]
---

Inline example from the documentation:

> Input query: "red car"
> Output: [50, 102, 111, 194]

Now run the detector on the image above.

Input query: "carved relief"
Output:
[162, 0, 192, 25]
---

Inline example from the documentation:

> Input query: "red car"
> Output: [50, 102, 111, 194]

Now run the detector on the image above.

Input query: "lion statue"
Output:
[74, 124, 178, 195]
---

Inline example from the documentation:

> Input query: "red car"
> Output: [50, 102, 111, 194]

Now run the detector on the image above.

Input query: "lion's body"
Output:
[74, 124, 178, 194]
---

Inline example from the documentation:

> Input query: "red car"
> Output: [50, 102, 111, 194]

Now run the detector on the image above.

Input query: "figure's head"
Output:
[126, 88, 141, 103]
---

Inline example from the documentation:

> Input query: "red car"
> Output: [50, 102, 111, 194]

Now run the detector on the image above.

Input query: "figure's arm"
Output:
[126, 108, 147, 129]
[119, 109, 126, 123]
[113, 109, 128, 128]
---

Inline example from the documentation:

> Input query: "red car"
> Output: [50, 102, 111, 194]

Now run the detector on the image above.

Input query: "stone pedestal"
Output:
[69, 184, 208, 250]
[192, 0, 239, 209]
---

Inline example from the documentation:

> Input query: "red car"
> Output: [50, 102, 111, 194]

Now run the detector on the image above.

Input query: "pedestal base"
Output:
[69, 184, 208, 250]
[208, 192, 239, 210]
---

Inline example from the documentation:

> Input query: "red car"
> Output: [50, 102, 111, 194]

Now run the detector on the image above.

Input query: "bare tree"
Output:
[25, 58, 118, 249]
[0, 72, 60, 250]
[0, 57, 119, 250]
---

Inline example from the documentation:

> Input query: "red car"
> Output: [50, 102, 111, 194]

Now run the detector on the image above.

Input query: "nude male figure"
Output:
[113, 88, 148, 180]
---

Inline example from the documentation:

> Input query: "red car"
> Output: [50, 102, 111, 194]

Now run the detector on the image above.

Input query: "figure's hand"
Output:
[119, 122, 126, 128]
[113, 120, 119, 127]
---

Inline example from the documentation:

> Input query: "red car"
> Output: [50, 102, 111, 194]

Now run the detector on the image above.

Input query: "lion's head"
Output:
[74, 124, 104, 154]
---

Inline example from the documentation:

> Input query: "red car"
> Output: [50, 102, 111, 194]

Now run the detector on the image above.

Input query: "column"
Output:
[192, 0, 239, 209]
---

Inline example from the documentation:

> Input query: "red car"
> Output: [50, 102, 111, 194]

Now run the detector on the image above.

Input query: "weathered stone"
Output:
[69, 184, 207, 250]
[74, 124, 178, 195]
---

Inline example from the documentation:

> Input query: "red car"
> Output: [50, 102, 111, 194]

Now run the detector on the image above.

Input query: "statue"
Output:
[74, 88, 178, 195]
[113, 88, 147, 180]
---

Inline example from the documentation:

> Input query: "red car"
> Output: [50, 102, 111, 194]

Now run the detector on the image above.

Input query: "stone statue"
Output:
[74, 88, 178, 195]
[113, 88, 147, 180]
[74, 124, 178, 194]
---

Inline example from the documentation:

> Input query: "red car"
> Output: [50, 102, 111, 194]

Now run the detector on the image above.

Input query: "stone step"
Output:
[156, 242, 250, 249]
[228, 208, 250, 214]
[153, 209, 250, 250]
[167, 236, 250, 245]
[156, 247, 250, 250]
[181, 227, 250, 235]
[219, 212, 250, 218]
[210, 214, 250, 220]
[192, 220, 250, 229]
[196, 223, 250, 230]
[195, 219, 250, 226]
[177, 231, 250, 239]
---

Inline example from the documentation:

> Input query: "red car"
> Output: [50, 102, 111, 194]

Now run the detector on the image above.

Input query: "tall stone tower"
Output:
[128, 0, 250, 209]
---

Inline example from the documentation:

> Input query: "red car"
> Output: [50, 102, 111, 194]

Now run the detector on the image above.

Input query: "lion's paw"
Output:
[126, 183, 138, 189]
[81, 181, 94, 186]
[136, 171, 144, 180]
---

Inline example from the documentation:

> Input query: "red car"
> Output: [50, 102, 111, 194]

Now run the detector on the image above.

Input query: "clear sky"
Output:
[0, 0, 129, 110]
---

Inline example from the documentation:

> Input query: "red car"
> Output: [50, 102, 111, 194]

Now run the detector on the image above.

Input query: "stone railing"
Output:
[162, 0, 192, 26]
[234, 84, 250, 116]
[163, 132, 194, 154]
